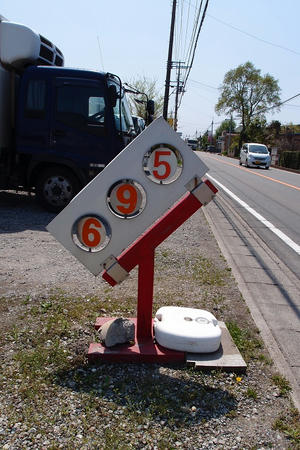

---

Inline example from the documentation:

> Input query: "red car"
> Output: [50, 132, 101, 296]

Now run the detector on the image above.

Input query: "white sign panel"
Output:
[47, 117, 208, 275]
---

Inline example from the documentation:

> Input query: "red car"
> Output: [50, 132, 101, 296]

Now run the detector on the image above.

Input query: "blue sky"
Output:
[2, 0, 300, 138]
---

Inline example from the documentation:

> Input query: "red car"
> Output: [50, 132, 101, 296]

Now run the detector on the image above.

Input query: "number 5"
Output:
[143, 144, 183, 185]
[153, 150, 171, 180]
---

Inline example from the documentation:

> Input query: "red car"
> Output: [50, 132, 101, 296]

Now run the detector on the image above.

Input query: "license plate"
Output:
[254, 161, 261, 164]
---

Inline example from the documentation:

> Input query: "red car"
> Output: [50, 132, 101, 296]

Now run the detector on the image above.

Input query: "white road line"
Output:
[207, 174, 300, 255]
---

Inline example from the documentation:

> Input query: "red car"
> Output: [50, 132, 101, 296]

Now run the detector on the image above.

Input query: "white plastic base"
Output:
[153, 306, 222, 353]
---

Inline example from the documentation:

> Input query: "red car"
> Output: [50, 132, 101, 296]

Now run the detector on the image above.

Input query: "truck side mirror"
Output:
[108, 85, 118, 107]
[147, 100, 155, 116]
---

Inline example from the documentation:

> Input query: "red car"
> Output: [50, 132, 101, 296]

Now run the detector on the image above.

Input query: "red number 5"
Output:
[153, 150, 171, 180]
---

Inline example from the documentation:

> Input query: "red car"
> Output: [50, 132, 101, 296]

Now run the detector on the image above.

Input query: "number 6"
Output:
[72, 215, 111, 252]
[82, 217, 102, 247]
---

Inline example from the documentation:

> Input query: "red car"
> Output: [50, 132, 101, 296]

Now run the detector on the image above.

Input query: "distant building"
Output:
[217, 131, 239, 156]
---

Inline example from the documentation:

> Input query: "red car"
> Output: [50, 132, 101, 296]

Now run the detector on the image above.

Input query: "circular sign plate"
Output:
[72, 215, 111, 252]
[107, 179, 146, 218]
[143, 144, 183, 184]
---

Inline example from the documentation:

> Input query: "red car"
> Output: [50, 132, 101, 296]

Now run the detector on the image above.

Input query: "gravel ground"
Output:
[0, 190, 299, 450]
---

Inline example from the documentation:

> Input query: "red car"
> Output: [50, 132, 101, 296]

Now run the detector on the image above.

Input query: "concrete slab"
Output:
[291, 367, 300, 386]
[274, 329, 300, 366]
[186, 322, 247, 373]
[233, 254, 266, 269]
[242, 267, 274, 284]
[226, 246, 254, 257]
[259, 303, 300, 329]
[250, 283, 300, 307]
[243, 267, 297, 286]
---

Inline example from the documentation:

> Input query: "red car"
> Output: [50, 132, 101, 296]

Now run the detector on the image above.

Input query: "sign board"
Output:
[47, 117, 208, 276]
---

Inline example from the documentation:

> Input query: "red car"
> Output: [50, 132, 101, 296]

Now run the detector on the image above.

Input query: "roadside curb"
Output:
[202, 196, 300, 412]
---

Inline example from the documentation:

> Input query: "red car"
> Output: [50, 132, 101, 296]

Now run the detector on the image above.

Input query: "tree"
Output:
[200, 132, 209, 149]
[265, 120, 281, 147]
[215, 118, 236, 139]
[125, 76, 164, 121]
[246, 117, 267, 143]
[215, 62, 281, 145]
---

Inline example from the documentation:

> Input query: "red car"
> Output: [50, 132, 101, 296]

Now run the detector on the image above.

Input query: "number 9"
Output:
[107, 179, 146, 218]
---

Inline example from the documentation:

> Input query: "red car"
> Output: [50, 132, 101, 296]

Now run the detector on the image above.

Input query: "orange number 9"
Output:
[116, 184, 138, 214]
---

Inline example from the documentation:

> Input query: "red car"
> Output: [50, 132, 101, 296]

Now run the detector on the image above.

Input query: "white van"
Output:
[239, 143, 271, 169]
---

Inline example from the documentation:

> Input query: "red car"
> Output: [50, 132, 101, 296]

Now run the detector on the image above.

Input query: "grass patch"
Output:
[226, 321, 263, 361]
[271, 374, 292, 397]
[257, 353, 273, 366]
[273, 408, 300, 447]
[246, 388, 258, 400]
[186, 256, 229, 286]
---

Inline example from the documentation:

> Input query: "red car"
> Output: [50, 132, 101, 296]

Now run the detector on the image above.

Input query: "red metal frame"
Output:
[88, 180, 217, 363]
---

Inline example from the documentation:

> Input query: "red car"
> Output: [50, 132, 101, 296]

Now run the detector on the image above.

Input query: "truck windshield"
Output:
[109, 81, 134, 134]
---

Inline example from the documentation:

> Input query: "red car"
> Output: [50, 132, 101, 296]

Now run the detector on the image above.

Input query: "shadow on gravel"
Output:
[0, 191, 55, 233]
[54, 364, 237, 424]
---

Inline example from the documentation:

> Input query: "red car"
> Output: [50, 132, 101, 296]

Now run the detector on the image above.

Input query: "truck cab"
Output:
[0, 17, 136, 211]
[14, 67, 135, 210]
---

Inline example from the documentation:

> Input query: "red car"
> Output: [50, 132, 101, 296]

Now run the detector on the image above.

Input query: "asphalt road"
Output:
[199, 152, 300, 277]
[197, 152, 300, 409]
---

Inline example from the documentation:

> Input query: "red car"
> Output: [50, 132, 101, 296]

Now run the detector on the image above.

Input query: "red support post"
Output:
[88, 180, 217, 362]
[136, 248, 155, 341]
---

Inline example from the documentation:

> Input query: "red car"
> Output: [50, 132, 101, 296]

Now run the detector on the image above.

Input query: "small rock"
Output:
[99, 318, 135, 347]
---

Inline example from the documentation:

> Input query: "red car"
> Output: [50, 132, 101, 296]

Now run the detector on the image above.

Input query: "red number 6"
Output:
[82, 217, 102, 247]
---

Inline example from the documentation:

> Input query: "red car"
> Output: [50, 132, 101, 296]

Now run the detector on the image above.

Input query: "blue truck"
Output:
[0, 17, 152, 211]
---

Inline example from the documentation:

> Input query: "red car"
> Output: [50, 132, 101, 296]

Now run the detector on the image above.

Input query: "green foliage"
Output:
[125, 76, 163, 120]
[273, 408, 300, 447]
[201, 133, 209, 149]
[279, 151, 300, 169]
[246, 388, 258, 400]
[185, 256, 228, 286]
[228, 134, 240, 155]
[215, 118, 236, 139]
[215, 62, 281, 143]
[271, 374, 292, 397]
[226, 321, 263, 361]
[246, 117, 267, 143]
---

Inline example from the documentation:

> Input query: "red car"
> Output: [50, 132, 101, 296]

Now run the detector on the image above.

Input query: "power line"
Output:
[255, 93, 300, 116]
[184, 0, 203, 69]
[179, 0, 209, 107]
[182, 0, 192, 61]
[208, 14, 300, 56]
[189, 78, 218, 90]
[163, 0, 177, 120]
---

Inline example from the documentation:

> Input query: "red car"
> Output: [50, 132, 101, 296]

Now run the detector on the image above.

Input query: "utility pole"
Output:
[163, 0, 177, 121]
[174, 61, 182, 131]
[173, 61, 188, 131]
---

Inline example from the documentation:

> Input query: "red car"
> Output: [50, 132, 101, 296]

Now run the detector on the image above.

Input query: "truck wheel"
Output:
[36, 167, 80, 212]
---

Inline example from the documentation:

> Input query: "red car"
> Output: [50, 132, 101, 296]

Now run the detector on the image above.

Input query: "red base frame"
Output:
[88, 318, 185, 363]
